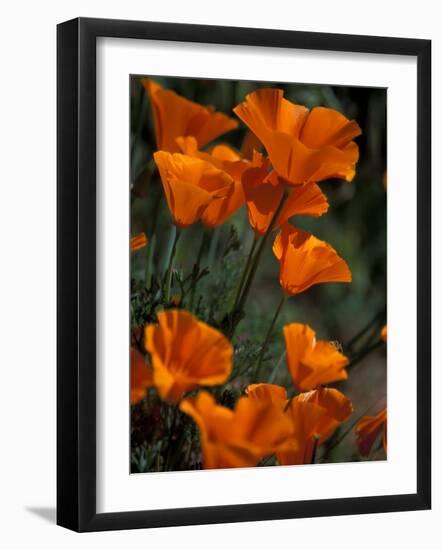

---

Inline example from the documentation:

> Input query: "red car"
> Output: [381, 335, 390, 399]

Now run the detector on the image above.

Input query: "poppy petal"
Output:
[299, 106, 361, 149]
[246, 383, 288, 407]
[234, 88, 360, 185]
[154, 151, 232, 228]
[130, 347, 153, 404]
[356, 408, 387, 456]
[176, 136, 248, 226]
[146, 310, 233, 403]
[143, 79, 237, 152]
[273, 224, 351, 296]
[130, 232, 148, 251]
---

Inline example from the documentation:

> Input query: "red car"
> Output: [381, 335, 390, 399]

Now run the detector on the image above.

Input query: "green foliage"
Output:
[130, 278, 162, 333]
[230, 339, 262, 382]
[195, 226, 244, 327]
[131, 441, 164, 473]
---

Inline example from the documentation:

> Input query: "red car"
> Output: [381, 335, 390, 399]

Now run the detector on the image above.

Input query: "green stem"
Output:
[231, 191, 289, 337]
[227, 357, 255, 383]
[164, 407, 179, 471]
[310, 435, 319, 464]
[207, 226, 221, 267]
[284, 394, 295, 413]
[145, 234, 156, 287]
[190, 230, 210, 310]
[268, 350, 287, 383]
[233, 235, 258, 310]
[282, 387, 298, 413]
[346, 308, 386, 352]
[255, 295, 286, 380]
[165, 228, 181, 302]
[347, 339, 383, 371]
[258, 454, 275, 467]
[143, 182, 163, 288]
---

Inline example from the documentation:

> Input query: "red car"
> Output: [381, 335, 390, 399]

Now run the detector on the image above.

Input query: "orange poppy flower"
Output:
[130, 347, 153, 405]
[356, 408, 387, 456]
[130, 232, 148, 251]
[143, 79, 238, 153]
[176, 136, 249, 226]
[299, 387, 353, 442]
[283, 323, 349, 391]
[240, 129, 263, 159]
[145, 309, 233, 403]
[381, 325, 387, 342]
[176, 135, 246, 175]
[180, 390, 292, 469]
[153, 151, 232, 228]
[273, 223, 352, 295]
[246, 382, 288, 407]
[278, 387, 353, 465]
[234, 88, 361, 185]
[242, 160, 329, 235]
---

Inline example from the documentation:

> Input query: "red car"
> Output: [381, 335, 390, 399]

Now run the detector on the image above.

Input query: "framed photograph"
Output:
[57, 17, 431, 532]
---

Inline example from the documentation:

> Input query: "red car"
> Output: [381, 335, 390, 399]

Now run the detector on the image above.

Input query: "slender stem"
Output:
[347, 339, 383, 371]
[283, 388, 298, 412]
[233, 235, 258, 310]
[184, 439, 193, 469]
[160, 224, 176, 275]
[231, 191, 289, 337]
[196, 230, 209, 268]
[145, 234, 156, 287]
[258, 454, 275, 467]
[284, 393, 296, 412]
[346, 308, 386, 352]
[164, 407, 179, 471]
[310, 436, 319, 464]
[165, 228, 181, 302]
[190, 230, 209, 310]
[255, 295, 286, 380]
[268, 350, 287, 384]
[207, 226, 221, 267]
[227, 355, 256, 383]
[143, 183, 163, 288]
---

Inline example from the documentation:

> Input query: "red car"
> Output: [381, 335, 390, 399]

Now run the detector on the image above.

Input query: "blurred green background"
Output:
[130, 75, 387, 463]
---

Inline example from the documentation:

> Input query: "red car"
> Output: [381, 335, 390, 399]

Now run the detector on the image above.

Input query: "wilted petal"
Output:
[356, 408, 387, 456]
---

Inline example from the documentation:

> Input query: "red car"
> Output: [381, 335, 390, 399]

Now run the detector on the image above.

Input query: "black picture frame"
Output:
[57, 17, 431, 532]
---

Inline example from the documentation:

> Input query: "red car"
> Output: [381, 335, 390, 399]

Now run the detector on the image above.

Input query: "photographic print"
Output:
[129, 75, 387, 474]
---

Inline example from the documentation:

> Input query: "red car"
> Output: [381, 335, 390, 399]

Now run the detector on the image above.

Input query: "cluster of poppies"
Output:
[130, 79, 387, 470]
